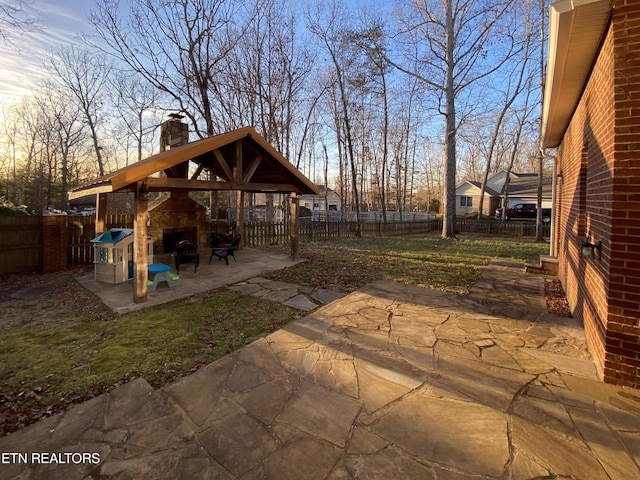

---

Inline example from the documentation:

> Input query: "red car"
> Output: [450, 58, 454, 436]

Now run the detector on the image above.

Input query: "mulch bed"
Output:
[545, 278, 572, 317]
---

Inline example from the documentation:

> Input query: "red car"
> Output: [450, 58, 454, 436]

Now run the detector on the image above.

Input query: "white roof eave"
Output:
[541, 0, 612, 149]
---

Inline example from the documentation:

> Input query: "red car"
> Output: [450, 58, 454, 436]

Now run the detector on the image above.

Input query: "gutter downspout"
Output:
[541, 148, 558, 257]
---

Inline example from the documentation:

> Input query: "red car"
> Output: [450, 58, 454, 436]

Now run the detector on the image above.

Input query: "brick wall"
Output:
[605, 0, 640, 387]
[42, 215, 68, 273]
[556, 0, 640, 388]
[556, 24, 614, 379]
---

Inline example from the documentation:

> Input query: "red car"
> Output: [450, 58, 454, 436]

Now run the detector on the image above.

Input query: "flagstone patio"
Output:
[1, 260, 639, 479]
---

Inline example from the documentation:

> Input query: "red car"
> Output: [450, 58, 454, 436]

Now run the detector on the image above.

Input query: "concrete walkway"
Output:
[2, 260, 640, 479]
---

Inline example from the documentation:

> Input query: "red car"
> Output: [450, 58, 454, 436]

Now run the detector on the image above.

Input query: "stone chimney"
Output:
[160, 114, 190, 180]
[160, 113, 189, 151]
[150, 113, 207, 253]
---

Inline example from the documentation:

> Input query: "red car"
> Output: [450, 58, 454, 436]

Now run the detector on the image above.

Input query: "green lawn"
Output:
[0, 289, 300, 409]
[264, 232, 549, 294]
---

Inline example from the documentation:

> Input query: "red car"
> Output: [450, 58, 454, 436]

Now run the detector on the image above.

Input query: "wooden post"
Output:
[95, 192, 108, 235]
[233, 140, 243, 238]
[237, 190, 245, 246]
[290, 192, 300, 261]
[133, 181, 148, 303]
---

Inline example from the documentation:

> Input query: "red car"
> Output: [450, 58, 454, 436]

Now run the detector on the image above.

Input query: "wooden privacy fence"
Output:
[0, 217, 43, 275]
[67, 214, 134, 266]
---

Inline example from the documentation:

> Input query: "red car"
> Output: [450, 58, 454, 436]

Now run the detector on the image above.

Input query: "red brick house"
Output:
[542, 0, 640, 388]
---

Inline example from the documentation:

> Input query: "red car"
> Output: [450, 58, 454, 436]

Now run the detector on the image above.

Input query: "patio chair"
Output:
[212, 233, 233, 247]
[173, 240, 200, 274]
[209, 235, 241, 265]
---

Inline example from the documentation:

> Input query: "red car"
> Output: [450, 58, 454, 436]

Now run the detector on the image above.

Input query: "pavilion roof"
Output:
[69, 126, 318, 199]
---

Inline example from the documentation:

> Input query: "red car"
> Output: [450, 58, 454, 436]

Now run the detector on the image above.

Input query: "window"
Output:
[460, 196, 473, 207]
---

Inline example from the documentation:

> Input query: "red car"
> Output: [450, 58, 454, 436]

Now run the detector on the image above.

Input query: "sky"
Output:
[0, 0, 96, 104]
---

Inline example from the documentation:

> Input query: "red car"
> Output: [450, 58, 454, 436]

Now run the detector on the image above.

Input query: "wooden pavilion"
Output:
[69, 126, 318, 303]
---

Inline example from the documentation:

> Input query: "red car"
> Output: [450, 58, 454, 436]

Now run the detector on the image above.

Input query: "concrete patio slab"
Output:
[75, 248, 302, 314]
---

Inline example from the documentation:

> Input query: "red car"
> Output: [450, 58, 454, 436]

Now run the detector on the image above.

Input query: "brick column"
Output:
[42, 215, 68, 273]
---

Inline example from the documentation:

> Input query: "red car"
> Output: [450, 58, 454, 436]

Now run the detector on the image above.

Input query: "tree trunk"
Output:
[442, 0, 457, 239]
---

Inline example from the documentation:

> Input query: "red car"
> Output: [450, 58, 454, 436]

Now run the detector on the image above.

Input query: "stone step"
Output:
[525, 255, 558, 275]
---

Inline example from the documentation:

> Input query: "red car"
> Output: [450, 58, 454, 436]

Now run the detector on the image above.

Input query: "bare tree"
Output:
[0, 0, 39, 45]
[89, 0, 243, 137]
[110, 72, 164, 164]
[36, 86, 87, 209]
[502, 79, 537, 219]
[347, 22, 391, 222]
[535, 0, 547, 242]
[6, 97, 43, 210]
[307, 0, 362, 236]
[0, 104, 20, 202]
[477, 0, 537, 218]
[207, 0, 315, 224]
[392, 0, 519, 238]
[45, 46, 112, 176]
[3, 87, 91, 210]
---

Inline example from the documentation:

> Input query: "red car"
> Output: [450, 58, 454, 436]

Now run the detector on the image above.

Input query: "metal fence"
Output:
[307, 211, 436, 223]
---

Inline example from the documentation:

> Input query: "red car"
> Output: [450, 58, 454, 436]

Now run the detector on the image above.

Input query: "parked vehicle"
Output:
[495, 203, 551, 223]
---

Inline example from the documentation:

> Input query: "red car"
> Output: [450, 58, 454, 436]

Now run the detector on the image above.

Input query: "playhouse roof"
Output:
[91, 228, 134, 244]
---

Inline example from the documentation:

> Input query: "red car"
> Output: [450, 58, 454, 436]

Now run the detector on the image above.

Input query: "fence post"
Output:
[42, 215, 68, 273]
[290, 193, 300, 260]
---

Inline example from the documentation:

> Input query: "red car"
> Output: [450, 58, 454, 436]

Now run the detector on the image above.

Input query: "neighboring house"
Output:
[455, 180, 501, 216]
[542, 0, 640, 388]
[455, 171, 552, 216]
[300, 185, 341, 214]
[503, 174, 553, 209]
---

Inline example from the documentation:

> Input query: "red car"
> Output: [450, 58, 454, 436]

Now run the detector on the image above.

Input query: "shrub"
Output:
[0, 197, 30, 216]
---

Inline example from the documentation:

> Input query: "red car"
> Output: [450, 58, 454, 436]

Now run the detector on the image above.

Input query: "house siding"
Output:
[556, 1, 640, 388]
[454, 182, 500, 216]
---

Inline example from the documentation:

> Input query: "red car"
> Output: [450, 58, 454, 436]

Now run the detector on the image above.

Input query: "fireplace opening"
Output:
[162, 227, 197, 253]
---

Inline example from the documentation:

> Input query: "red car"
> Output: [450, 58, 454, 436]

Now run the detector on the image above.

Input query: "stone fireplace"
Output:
[162, 227, 197, 253]
[147, 115, 208, 255]
[148, 193, 207, 254]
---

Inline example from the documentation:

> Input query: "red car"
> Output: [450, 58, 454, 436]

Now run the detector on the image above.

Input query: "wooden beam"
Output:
[235, 140, 243, 182]
[242, 183, 299, 193]
[243, 154, 263, 183]
[68, 184, 112, 200]
[290, 193, 300, 261]
[146, 177, 240, 191]
[133, 181, 148, 303]
[145, 176, 298, 193]
[96, 192, 108, 235]
[213, 149, 234, 180]
[190, 163, 205, 180]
